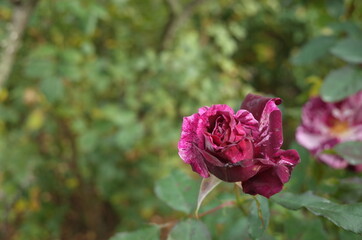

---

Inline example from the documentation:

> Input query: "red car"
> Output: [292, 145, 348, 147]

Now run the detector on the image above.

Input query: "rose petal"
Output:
[275, 164, 291, 183]
[178, 113, 209, 178]
[240, 94, 282, 122]
[296, 127, 331, 152]
[317, 153, 349, 169]
[274, 149, 301, 167]
[241, 167, 283, 198]
[216, 140, 254, 163]
[258, 107, 283, 156]
[235, 109, 259, 131]
[242, 94, 283, 157]
[350, 164, 362, 172]
[203, 157, 274, 182]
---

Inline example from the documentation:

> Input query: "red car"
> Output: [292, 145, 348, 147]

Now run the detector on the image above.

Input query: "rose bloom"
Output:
[178, 94, 300, 198]
[296, 91, 362, 171]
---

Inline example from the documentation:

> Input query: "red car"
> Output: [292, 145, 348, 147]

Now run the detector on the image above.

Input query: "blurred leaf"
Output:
[154, 170, 198, 214]
[325, 0, 344, 18]
[334, 141, 362, 165]
[328, 22, 362, 39]
[248, 196, 270, 240]
[292, 36, 337, 65]
[40, 77, 64, 102]
[272, 192, 362, 234]
[196, 175, 221, 216]
[330, 38, 362, 64]
[320, 66, 362, 102]
[110, 226, 160, 240]
[167, 219, 211, 240]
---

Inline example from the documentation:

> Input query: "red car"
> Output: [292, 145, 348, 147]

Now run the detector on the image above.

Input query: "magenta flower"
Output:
[178, 94, 300, 198]
[296, 92, 362, 171]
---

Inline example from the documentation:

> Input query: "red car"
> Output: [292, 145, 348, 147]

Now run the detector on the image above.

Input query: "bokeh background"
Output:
[0, 0, 361, 239]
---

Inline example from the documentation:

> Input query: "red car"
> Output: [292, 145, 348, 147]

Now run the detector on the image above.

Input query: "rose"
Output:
[296, 91, 362, 171]
[178, 94, 300, 198]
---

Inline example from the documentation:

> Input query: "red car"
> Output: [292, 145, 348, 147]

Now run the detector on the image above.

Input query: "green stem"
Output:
[233, 184, 248, 215]
[253, 196, 265, 227]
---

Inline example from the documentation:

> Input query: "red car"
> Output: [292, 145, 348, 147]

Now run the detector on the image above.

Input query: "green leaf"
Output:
[167, 219, 211, 240]
[325, 0, 344, 18]
[292, 36, 337, 65]
[110, 226, 160, 240]
[284, 218, 328, 240]
[320, 66, 362, 102]
[331, 38, 362, 64]
[40, 77, 65, 102]
[334, 141, 362, 165]
[339, 229, 362, 240]
[272, 192, 362, 234]
[154, 170, 198, 214]
[248, 196, 270, 240]
[300, 219, 328, 240]
[196, 175, 221, 216]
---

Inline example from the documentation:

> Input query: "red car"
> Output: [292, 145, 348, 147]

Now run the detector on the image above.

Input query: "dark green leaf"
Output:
[154, 170, 198, 214]
[325, 0, 344, 18]
[321, 66, 362, 102]
[292, 36, 337, 65]
[272, 192, 362, 234]
[301, 219, 328, 240]
[339, 229, 362, 240]
[110, 226, 160, 240]
[334, 141, 362, 165]
[167, 219, 211, 240]
[248, 196, 270, 240]
[331, 38, 362, 64]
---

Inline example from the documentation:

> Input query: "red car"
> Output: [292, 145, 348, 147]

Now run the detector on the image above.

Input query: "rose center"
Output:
[330, 120, 349, 135]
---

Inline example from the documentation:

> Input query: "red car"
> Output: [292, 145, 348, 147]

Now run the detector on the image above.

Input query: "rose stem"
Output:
[233, 184, 248, 215]
[197, 200, 236, 218]
[252, 195, 265, 227]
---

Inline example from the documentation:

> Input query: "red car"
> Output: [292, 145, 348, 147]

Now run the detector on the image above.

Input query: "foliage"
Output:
[0, 0, 362, 239]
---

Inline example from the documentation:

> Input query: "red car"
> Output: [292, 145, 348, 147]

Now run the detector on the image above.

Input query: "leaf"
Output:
[154, 170, 198, 214]
[292, 36, 337, 65]
[301, 219, 328, 240]
[330, 38, 362, 64]
[320, 66, 362, 102]
[334, 141, 362, 165]
[272, 192, 362, 234]
[248, 196, 270, 240]
[284, 218, 328, 240]
[338, 229, 362, 240]
[325, 0, 344, 18]
[167, 219, 211, 240]
[40, 77, 65, 102]
[110, 226, 160, 240]
[195, 175, 221, 217]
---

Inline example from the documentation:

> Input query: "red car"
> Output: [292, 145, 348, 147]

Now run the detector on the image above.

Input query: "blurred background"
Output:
[0, 0, 361, 239]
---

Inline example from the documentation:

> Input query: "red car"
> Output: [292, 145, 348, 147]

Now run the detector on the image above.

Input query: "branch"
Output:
[197, 201, 235, 218]
[158, 0, 206, 52]
[0, 0, 39, 88]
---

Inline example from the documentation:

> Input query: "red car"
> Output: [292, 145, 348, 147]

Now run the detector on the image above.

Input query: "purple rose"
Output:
[296, 91, 362, 171]
[178, 94, 300, 198]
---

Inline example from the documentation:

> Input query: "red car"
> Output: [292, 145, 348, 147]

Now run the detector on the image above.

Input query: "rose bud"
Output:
[178, 94, 300, 198]
[296, 91, 362, 171]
